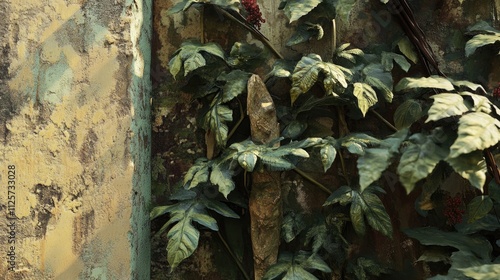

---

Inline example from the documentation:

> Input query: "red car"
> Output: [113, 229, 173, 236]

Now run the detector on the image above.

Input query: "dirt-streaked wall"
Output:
[0, 0, 151, 279]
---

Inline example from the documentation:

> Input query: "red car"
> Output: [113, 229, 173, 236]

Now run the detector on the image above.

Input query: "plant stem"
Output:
[370, 109, 397, 132]
[293, 168, 332, 195]
[338, 153, 351, 186]
[217, 231, 251, 280]
[227, 99, 245, 141]
[200, 6, 205, 44]
[331, 19, 337, 59]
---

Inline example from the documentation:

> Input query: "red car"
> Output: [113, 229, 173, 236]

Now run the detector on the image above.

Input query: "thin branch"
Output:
[217, 231, 251, 280]
[369, 109, 398, 132]
[227, 98, 245, 140]
[331, 19, 337, 59]
[338, 153, 351, 186]
[293, 168, 332, 195]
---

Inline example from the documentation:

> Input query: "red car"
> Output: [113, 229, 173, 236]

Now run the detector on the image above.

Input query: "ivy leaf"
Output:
[263, 251, 331, 280]
[202, 104, 233, 147]
[363, 63, 394, 102]
[282, 211, 307, 243]
[449, 112, 500, 158]
[320, 144, 337, 172]
[238, 151, 258, 172]
[218, 70, 251, 103]
[426, 93, 470, 122]
[397, 133, 449, 194]
[445, 151, 487, 191]
[352, 82, 378, 117]
[169, 41, 225, 78]
[281, 0, 323, 23]
[290, 54, 350, 104]
[360, 191, 393, 237]
[465, 33, 500, 57]
[395, 75, 454, 92]
[404, 227, 492, 261]
[394, 99, 423, 129]
[210, 163, 235, 198]
[381, 51, 411, 72]
[466, 195, 493, 223]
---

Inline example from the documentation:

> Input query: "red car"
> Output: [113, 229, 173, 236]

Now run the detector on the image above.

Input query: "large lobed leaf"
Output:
[202, 104, 233, 147]
[395, 75, 454, 92]
[263, 251, 331, 280]
[281, 0, 323, 23]
[353, 82, 378, 117]
[169, 41, 225, 78]
[449, 112, 500, 158]
[426, 93, 469, 122]
[445, 151, 487, 191]
[465, 33, 500, 57]
[397, 133, 449, 194]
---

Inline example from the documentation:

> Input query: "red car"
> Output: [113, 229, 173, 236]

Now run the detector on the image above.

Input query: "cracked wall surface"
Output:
[0, 0, 151, 279]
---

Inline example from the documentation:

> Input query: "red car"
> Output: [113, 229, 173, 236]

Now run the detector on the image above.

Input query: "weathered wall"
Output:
[0, 0, 151, 279]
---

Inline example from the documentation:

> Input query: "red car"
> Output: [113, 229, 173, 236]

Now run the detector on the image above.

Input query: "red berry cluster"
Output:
[241, 0, 265, 29]
[443, 195, 465, 226]
[493, 82, 500, 99]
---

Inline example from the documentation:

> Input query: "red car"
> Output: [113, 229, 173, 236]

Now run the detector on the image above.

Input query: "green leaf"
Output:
[465, 33, 500, 57]
[459, 264, 500, 279]
[323, 185, 353, 206]
[191, 211, 219, 231]
[360, 191, 393, 237]
[335, 0, 358, 22]
[282, 212, 307, 243]
[335, 43, 364, 63]
[381, 51, 411, 72]
[489, 180, 500, 202]
[150, 205, 175, 220]
[446, 151, 487, 191]
[394, 99, 423, 129]
[353, 82, 378, 117]
[340, 133, 381, 155]
[282, 0, 323, 23]
[320, 144, 337, 172]
[286, 22, 324, 46]
[168, 41, 225, 78]
[459, 92, 493, 114]
[449, 112, 500, 158]
[358, 129, 407, 191]
[203, 199, 240, 218]
[304, 223, 330, 253]
[267, 59, 296, 79]
[455, 214, 500, 234]
[404, 227, 492, 260]
[426, 93, 470, 122]
[397, 133, 449, 194]
[238, 151, 257, 172]
[363, 63, 393, 102]
[218, 70, 251, 103]
[184, 158, 210, 189]
[350, 192, 367, 236]
[263, 251, 330, 280]
[290, 54, 350, 104]
[202, 104, 233, 147]
[395, 75, 454, 92]
[210, 164, 235, 198]
[228, 42, 266, 69]
[466, 195, 493, 223]
[397, 37, 418, 64]
[282, 120, 308, 139]
[166, 213, 200, 269]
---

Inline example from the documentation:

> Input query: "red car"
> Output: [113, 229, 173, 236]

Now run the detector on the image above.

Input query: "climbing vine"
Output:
[152, 0, 500, 279]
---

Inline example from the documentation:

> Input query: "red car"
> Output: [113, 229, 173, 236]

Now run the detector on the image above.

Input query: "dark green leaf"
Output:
[352, 82, 378, 117]
[286, 23, 324, 46]
[228, 42, 266, 69]
[335, 0, 358, 22]
[282, 120, 308, 139]
[361, 192, 393, 237]
[303, 253, 332, 273]
[449, 112, 500, 158]
[168, 41, 225, 78]
[394, 99, 423, 129]
[363, 63, 393, 102]
[466, 195, 493, 223]
[191, 211, 219, 230]
[404, 227, 492, 260]
[397, 37, 418, 64]
[340, 133, 381, 155]
[456, 214, 500, 234]
[350, 192, 367, 236]
[397, 133, 449, 194]
[202, 104, 233, 147]
[203, 199, 240, 218]
[381, 51, 411, 72]
[184, 158, 210, 189]
[323, 185, 353, 206]
[282, 212, 307, 243]
[282, 0, 322, 23]
[395, 75, 454, 92]
[489, 180, 500, 202]
[218, 70, 251, 103]
[267, 59, 296, 79]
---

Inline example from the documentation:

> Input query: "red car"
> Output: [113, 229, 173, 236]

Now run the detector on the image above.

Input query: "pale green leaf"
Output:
[167, 218, 200, 269]
[363, 63, 393, 102]
[452, 80, 486, 92]
[169, 41, 225, 78]
[449, 112, 500, 158]
[397, 37, 418, 63]
[397, 134, 449, 194]
[358, 148, 393, 191]
[353, 82, 378, 117]
[446, 151, 487, 191]
[465, 33, 500, 57]
[303, 254, 332, 273]
[210, 164, 235, 198]
[191, 211, 219, 230]
[184, 53, 206, 76]
[340, 133, 381, 155]
[282, 0, 322, 23]
[150, 205, 175, 220]
[203, 104, 233, 147]
[238, 151, 257, 172]
[394, 99, 423, 129]
[360, 192, 393, 237]
[426, 93, 469, 122]
[395, 75, 454, 92]
[460, 91, 492, 114]
[466, 195, 493, 223]
[184, 159, 210, 189]
[320, 144, 337, 172]
[459, 264, 500, 279]
[404, 227, 492, 260]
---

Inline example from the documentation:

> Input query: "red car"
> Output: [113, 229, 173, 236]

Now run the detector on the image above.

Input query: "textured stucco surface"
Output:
[0, 0, 151, 279]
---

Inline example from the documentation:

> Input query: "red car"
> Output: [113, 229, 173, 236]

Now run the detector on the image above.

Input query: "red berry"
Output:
[493, 83, 500, 98]
[241, 0, 265, 29]
[443, 195, 464, 226]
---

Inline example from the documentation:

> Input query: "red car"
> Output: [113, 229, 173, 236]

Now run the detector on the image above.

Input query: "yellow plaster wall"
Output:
[0, 0, 150, 279]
